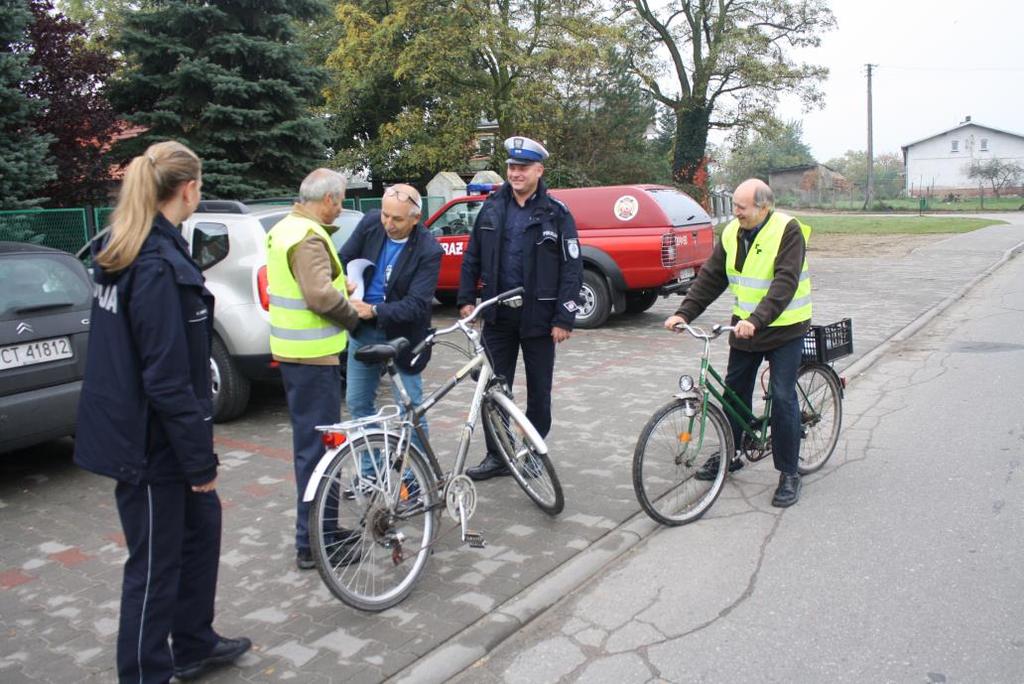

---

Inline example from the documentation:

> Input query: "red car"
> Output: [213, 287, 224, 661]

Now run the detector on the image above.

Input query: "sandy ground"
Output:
[809, 233, 941, 258]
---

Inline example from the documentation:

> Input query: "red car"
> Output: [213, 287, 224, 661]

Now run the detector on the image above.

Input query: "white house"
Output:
[901, 116, 1024, 196]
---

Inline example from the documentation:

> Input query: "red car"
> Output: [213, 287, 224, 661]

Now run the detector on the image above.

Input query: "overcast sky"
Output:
[764, 0, 1024, 162]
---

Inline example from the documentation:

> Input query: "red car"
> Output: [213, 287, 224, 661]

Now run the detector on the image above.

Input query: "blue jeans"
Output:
[724, 335, 803, 475]
[279, 362, 341, 553]
[346, 325, 428, 457]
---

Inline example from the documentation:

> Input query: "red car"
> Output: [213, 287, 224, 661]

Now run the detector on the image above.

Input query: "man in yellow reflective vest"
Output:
[664, 178, 812, 507]
[266, 168, 362, 569]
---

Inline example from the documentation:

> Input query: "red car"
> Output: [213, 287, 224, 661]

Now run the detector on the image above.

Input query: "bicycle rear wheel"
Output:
[796, 363, 843, 474]
[482, 391, 564, 515]
[308, 433, 438, 612]
[632, 399, 733, 526]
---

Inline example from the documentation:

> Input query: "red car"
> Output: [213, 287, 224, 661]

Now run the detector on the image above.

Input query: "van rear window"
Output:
[645, 188, 711, 227]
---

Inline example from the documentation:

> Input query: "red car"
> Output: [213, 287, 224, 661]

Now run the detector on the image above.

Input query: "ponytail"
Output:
[96, 141, 201, 272]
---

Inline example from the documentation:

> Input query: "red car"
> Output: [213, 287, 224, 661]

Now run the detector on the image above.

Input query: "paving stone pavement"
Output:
[1, 215, 1021, 683]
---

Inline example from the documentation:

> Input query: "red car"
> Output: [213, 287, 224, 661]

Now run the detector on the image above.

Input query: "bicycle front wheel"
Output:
[308, 433, 439, 612]
[632, 399, 733, 526]
[482, 391, 564, 515]
[796, 363, 843, 474]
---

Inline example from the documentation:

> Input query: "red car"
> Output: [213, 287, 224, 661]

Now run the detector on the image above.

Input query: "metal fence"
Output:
[94, 207, 114, 231]
[708, 191, 734, 226]
[0, 208, 91, 254]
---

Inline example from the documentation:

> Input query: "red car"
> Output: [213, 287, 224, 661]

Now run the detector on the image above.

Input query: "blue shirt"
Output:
[499, 192, 537, 292]
[365, 238, 407, 304]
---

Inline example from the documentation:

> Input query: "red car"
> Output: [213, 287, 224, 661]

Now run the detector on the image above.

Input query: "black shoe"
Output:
[174, 636, 252, 680]
[466, 453, 511, 481]
[694, 454, 744, 481]
[771, 472, 802, 508]
[296, 548, 315, 571]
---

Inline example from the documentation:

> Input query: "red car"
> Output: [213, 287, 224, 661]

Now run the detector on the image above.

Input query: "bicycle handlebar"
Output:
[410, 287, 526, 359]
[672, 322, 735, 340]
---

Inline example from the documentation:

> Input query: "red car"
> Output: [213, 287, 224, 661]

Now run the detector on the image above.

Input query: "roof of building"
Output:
[768, 163, 837, 175]
[901, 119, 1024, 150]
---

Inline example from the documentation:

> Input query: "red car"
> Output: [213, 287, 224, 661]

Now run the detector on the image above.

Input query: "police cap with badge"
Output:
[503, 137, 581, 269]
[505, 136, 549, 165]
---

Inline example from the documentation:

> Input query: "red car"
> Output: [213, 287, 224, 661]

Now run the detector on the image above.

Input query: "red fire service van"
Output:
[425, 184, 716, 328]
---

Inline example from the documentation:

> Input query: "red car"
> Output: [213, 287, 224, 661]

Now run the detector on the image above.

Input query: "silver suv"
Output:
[81, 201, 363, 422]
[183, 201, 363, 421]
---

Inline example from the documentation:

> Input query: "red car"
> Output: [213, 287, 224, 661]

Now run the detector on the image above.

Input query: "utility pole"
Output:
[863, 63, 877, 210]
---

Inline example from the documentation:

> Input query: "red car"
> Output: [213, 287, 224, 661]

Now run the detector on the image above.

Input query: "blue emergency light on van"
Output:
[467, 183, 501, 194]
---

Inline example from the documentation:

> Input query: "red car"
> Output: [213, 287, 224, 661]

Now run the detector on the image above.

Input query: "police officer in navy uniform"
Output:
[75, 141, 250, 682]
[458, 136, 584, 480]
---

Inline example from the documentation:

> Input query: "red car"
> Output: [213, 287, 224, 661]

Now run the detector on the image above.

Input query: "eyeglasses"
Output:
[384, 187, 421, 208]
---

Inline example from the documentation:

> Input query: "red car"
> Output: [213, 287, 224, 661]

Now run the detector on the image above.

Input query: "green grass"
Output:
[795, 215, 1006, 235]
[781, 197, 1023, 212]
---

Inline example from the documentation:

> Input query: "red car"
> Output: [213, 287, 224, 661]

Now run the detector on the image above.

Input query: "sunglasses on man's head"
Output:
[384, 187, 421, 208]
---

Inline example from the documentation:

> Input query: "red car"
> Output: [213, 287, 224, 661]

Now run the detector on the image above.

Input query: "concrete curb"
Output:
[388, 237, 1024, 684]
[387, 511, 660, 683]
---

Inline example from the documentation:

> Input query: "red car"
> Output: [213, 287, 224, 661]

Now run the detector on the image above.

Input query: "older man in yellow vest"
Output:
[266, 168, 361, 569]
[664, 178, 812, 507]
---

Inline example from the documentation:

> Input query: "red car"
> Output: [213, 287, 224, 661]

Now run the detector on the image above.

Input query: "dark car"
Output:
[0, 242, 92, 452]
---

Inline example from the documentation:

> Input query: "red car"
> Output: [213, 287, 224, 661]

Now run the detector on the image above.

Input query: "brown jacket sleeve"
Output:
[746, 219, 806, 330]
[674, 237, 729, 323]
[288, 235, 360, 332]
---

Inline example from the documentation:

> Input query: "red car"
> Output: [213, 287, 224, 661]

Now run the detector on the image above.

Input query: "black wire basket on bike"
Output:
[801, 318, 853, 364]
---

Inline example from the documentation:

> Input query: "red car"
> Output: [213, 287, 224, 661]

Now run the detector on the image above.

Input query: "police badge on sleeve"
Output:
[563, 238, 580, 260]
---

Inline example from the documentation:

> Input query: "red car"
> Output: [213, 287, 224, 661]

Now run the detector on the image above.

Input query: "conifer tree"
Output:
[108, 0, 330, 198]
[0, 0, 56, 208]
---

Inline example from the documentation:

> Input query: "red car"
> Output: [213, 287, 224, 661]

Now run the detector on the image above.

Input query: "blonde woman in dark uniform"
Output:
[75, 141, 250, 682]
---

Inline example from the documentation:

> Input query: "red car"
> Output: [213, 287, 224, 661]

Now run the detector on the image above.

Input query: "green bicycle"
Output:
[632, 319, 850, 526]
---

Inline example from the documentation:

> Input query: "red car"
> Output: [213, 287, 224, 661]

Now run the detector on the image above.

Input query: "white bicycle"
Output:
[301, 287, 564, 611]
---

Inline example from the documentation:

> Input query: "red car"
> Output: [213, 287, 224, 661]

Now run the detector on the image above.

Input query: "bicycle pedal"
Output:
[463, 531, 486, 548]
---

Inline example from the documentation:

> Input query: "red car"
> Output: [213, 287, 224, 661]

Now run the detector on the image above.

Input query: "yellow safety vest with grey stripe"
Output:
[722, 211, 812, 327]
[266, 214, 348, 358]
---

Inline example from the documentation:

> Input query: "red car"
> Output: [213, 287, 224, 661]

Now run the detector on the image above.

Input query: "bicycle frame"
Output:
[388, 330, 496, 481]
[682, 323, 837, 456]
[703, 363, 770, 448]
[678, 324, 770, 456]
[303, 288, 548, 509]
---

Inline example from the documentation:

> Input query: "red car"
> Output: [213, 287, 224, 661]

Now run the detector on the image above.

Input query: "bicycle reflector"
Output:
[321, 431, 347, 448]
[678, 374, 695, 392]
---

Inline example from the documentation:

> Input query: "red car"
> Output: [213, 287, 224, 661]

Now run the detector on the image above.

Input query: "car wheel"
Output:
[575, 269, 611, 329]
[624, 289, 659, 314]
[211, 335, 251, 423]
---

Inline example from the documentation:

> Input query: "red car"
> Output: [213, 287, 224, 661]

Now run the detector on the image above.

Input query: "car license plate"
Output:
[678, 267, 695, 281]
[0, 337, 74, 371]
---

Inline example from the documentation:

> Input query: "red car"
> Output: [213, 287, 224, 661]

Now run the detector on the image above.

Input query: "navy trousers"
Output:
[482, 314, 556, 456]
[115, 481, 221, 684]
[279, 362, 342, 553]
[724, 335, 804, 475]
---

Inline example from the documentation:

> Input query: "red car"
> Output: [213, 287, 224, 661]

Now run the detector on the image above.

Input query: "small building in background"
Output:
[768, 164, 849, 204]
[469, 120, 499, 172]
[426, 172, 467, 205]
[902, 116, 1024, 197]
